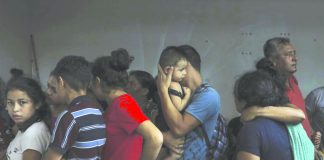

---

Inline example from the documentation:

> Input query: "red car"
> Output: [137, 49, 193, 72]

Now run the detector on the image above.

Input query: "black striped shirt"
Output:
[50, 96, 106, 159]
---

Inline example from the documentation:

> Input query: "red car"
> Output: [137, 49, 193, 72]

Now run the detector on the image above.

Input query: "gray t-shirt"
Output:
[305, 86, 324, 133]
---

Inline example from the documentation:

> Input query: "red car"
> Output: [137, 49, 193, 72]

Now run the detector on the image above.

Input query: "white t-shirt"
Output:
[6, 121, 51, 160]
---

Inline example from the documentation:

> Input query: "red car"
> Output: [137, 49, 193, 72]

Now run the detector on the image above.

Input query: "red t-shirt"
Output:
[103, 94, 148, 160]
[286, 76, 312, 137]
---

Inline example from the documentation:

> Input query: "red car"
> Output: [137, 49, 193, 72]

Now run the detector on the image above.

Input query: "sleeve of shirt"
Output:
[237, 121, 261, 157]
[185, 88, 220, 123]
[117, 97, 148, 134]
[49, 111, 79, 155]
[305, 88, 324, 115]
[21, 122, 51, 154]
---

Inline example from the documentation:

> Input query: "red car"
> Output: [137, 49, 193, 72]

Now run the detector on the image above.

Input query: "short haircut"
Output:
[92, 48, 133, 89]
[158, 46, 186, 69]
[178, 45, 201, 72]
[51, 55, 91, 92]
[234, 70, 289, 108]
[263, 37, 291, 58]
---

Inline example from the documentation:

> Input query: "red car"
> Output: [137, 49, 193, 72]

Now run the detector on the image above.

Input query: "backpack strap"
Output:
[200, 114, 228, 151]
[197, 83, 212, 149]
[200, 124, 212, 149]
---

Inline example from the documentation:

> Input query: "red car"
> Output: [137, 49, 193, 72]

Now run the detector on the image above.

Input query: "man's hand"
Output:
[240, 106, 260, 122]
[163, 131, 184, 155]
[157, 65, 173, 93]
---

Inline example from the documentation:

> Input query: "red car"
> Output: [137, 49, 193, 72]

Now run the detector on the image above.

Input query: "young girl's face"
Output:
[172, 59, 188, 82]
[6, 89, 37, 125]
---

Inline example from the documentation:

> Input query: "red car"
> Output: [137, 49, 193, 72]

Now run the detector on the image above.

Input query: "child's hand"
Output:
[183, 87, 191, 96]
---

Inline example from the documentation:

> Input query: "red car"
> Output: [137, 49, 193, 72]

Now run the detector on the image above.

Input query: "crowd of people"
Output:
[0, 37, 322, 160]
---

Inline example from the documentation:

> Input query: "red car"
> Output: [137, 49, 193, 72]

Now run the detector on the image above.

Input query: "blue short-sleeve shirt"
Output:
[181, 83, 221, 160]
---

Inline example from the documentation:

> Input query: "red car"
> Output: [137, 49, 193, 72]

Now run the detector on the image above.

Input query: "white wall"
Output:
[0, 0, 31, 82]
[15, 0, 324, 119]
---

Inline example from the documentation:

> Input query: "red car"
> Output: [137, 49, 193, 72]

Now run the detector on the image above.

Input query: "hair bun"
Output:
[256, 58, 273, 70]
[256, 57, 278, 76]
[110, 48, 134, 71]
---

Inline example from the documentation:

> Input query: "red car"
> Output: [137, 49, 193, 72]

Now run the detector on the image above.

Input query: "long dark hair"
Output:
[0, 78, 5, 107]
[129, 70, 159, 104]
[256, 57, 289, 91]
[234, 70, 289, 108]
[5, 77, 51, 129]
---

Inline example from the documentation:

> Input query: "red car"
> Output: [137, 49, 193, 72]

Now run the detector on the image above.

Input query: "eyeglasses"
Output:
[282, 50, 297, 58]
